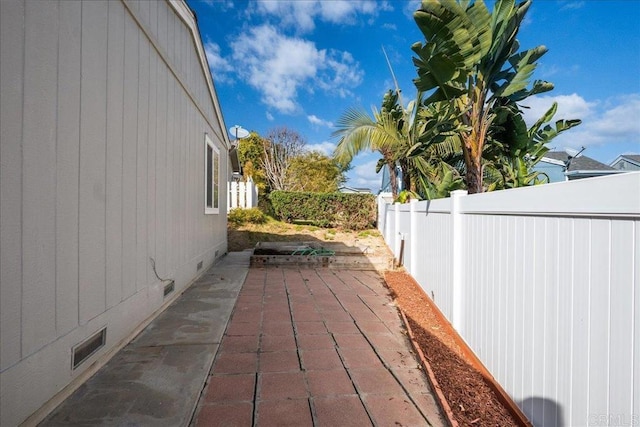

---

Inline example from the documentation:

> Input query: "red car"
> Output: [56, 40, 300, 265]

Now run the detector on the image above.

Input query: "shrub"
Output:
[257, 197, 275, 218]
[228, 208, 267, 226]
[269, 191, 376, 230]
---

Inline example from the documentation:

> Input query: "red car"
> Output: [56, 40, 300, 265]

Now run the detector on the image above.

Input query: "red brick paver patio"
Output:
[193, 267, 445, 427]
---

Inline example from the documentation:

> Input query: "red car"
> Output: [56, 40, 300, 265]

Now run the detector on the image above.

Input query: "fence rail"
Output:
[377, 172, 640, 427]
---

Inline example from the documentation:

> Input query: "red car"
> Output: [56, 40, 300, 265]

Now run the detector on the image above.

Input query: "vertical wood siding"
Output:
[0, 0, 25, 369]
[378, 173, 640, 426]
[20, 0, 59, 358]
[0, 1, 229, 425]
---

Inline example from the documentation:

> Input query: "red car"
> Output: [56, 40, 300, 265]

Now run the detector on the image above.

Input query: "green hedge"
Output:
[269, 191, 376, 230]
[228, 208, 267, 226]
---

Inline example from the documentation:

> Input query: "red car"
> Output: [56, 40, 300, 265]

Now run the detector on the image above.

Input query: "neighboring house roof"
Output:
[610, 154, 640, 169]
[339, 186, 372, 194]
[539, 151, 624, 181]
[542, 151, 615, 172]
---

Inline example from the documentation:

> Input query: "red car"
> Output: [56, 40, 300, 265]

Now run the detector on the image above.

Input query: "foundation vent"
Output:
[197, 260, 203, 271]
[163, 280, 175, 297]
[72, 328, 106, 369]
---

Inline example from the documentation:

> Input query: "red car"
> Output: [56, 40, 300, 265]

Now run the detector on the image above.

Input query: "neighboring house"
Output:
[379, 164, 403, 194]
[0, 1, 238, 425]
[610, 154, 640, 171]
[534, 151, 620, 182]
[339, 186, 373, 194]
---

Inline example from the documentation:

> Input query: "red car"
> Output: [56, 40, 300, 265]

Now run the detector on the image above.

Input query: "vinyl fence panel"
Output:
[377, 172, 640, 427]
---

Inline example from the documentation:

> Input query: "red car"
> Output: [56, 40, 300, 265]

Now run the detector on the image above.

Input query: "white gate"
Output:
[228, 178, 258, 209]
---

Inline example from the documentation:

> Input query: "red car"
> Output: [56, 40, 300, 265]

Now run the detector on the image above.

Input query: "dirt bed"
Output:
[385, 270, 520, 426]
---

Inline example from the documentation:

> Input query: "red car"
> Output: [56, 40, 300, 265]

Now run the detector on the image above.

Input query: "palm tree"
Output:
[333, 89, 463, 199]
[332, 90, 412, 199]
[412, 0, 563, 193]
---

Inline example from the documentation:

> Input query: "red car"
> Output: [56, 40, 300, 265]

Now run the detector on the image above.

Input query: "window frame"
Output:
[204, 133, 220, 214]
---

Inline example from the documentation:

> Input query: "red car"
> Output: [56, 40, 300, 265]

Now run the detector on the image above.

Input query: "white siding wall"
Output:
[0, 1, 229, 425]
[378, 173, 640, 427]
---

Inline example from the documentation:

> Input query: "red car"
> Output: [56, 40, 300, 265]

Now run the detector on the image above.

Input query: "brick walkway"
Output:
[192, 267, 445, 426]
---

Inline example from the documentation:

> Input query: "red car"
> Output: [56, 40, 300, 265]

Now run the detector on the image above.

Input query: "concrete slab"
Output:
[40, 252, 250, 427]
[40, 251, 446, 427]
[41, 344, 216, 426]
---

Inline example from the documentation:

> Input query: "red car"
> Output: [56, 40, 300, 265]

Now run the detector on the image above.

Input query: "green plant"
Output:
[357, 230, 379, 238]
[412, 0, 579, 193]
[419, 162, 466, 199]
[288, 151, 346, 193]
[394, 190, 421, 204]
[227, 208, 267, 226]
[269, 191, 376, 230]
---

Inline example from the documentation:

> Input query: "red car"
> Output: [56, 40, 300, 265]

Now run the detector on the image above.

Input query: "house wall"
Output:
[0, 1, 229, 425]
[611, 159, 640, 171]
[533, 161, 566, 182]
[378, 173, 640, 427]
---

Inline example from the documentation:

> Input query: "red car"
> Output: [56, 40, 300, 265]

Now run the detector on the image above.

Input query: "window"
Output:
[205, 133, 220, 214]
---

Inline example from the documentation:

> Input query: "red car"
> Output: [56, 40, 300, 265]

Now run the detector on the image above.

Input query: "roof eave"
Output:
[611, 155, 640, 168]
[565, 170, 625, 177]
[540, 157, 567, 167]
[169, 0, 232, 151]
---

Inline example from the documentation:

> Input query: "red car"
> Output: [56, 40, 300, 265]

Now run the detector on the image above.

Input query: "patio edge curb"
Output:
[399, 308, 459, 427]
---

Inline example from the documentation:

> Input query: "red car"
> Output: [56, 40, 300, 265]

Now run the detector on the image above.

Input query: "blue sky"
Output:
[188, 0, 640, 192]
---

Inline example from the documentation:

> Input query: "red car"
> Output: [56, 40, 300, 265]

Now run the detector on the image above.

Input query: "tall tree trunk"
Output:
[463, 145, 483, 193]
[387, 161, 399, 199]
[462, 89, 489, 194]
[400, 160, 412, 194]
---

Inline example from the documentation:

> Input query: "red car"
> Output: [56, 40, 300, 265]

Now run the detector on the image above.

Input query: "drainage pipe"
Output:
[396, 233, 405, 268]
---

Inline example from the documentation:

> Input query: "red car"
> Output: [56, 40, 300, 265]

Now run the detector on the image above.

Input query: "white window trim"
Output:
[205, 133, 220, 214]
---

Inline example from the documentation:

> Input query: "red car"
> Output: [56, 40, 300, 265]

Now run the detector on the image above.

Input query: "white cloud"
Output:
[306, 141, 337, 156]
[256, 1, 316, 33]
[229, 25, 363, 114]
[349, 159, 382, 192]
[319, 1, 378, 24]
[536, 62, 581, 80]
[265, 111, 274, 121]
[559, 1, 585, 11]
[403, 0, 422, 20]
[204, 42, 234, 84]
[255, 0, 383, 34]
[307, 115, 334, 128]
[203, 0, 235, 9]
[521, 93, 596, 126]
[316, 50, 363, 97]
[521, 93, 640, 149]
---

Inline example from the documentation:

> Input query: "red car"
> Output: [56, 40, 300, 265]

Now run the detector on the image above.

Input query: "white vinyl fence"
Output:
[378, 172, 640, 427]
[228, 178, 258, 210]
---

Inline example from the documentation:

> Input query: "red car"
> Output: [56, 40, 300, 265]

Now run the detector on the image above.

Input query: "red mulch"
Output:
[384, 271, 519, 427]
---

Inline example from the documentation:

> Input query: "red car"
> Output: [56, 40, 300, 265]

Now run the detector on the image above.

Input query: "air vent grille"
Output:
[72, 328, 106, 369]
[164, 280, 175, 297]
